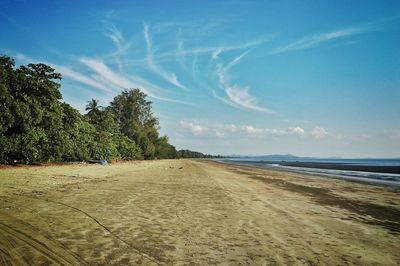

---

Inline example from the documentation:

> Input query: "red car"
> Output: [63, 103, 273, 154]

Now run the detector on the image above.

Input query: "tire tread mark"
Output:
[0, 222, 80, 265]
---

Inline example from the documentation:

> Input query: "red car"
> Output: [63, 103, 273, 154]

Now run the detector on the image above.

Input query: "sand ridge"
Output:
[0, 159, 399, 265]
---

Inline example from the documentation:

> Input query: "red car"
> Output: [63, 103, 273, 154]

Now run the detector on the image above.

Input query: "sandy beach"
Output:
[0, 159, 399, 265]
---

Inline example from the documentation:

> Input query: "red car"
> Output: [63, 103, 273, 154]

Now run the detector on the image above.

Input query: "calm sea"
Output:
[219, 157, 400, 187]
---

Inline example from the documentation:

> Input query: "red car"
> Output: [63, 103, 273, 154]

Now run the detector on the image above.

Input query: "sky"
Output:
[1, 0, 399, 158]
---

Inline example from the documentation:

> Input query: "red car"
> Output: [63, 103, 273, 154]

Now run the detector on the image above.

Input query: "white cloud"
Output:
[80, 57, 133, 89]
[288, 126, 305, 136]
[105, 24, 124, 48]
[102, 21, 134, 72]
[211, 90, 246, 110]
[211, 49, 222, 60]
[56, 65, 115, 93]
[180, 121, 306, 138]
[224, 50, 248, 71]
[214, 63, 270, 113]
[225, 86, 269, 113]
[180, 121, 209, 135]
[272, 25, 378, 54]
[310, 126, 328, 139]
[240, 125, 266, 136]
[143, 23, 186, 90]
[168, 38, 267, 57]
[176, 29, 186, 67]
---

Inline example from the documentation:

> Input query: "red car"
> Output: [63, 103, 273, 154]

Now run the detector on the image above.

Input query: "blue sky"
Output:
[1, 0, 399, 157]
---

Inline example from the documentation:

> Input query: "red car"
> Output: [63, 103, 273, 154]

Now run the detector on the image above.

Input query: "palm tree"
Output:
[86, 99, 99, 113]
[85, 99, 101, 123]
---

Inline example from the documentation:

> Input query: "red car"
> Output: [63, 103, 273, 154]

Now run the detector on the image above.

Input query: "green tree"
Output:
[155, 136, 177, 159]
[0, 56, 15, 162]
[110, 89, 159, 159]
[0, 56, 64, 163]
[113, 133, 143, 160]
[60, 102, 97, 161]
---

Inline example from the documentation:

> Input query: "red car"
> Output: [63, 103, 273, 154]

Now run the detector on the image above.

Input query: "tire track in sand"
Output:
[0, 220, 85, 265]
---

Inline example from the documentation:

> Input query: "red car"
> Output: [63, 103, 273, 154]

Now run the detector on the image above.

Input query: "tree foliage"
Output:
[0, 55, 212, 164]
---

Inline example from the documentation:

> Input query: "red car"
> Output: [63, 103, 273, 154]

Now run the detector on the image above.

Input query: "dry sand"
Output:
[0, 159, 399, 265]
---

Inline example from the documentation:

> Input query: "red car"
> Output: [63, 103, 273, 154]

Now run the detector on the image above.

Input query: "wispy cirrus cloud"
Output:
[225, 86, 268, 113]
[105, 24, 124, 48]
[211, 90, 246, 110]
[80, 57, 132, 89]
[79, 57, 190, 104]
[143, 23, 186, 90]
[224, 50, 248, 71]
[101, 12, 135, 73]
[104, 24, 125, 72]
[211, 48, 222, 61]
[14, 53, 116, 94]
[272, 25, 378, 54]
[175, 28, 186, 67]
[214, 62, 271, 113]
[56, 65, 116, 94]
[173, 38, 267, 57]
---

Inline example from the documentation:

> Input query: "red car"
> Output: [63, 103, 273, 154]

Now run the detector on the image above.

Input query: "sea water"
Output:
[219, 157, 400, 187]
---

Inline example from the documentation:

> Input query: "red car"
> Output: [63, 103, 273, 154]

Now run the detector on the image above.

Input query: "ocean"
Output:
[219, 157, 400, 187]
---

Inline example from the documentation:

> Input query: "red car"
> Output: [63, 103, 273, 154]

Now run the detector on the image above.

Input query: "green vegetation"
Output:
[0, 55, 213, 164]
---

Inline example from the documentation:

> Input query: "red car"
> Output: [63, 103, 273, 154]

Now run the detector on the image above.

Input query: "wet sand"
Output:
[273, 161, 400, 174]
[0, 159, 399, 265]
[224, 159, 400, 174]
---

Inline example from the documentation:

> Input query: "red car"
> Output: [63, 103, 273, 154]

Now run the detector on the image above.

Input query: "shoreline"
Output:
[220, 159, 400, 173]
[217, 159, 400, 187]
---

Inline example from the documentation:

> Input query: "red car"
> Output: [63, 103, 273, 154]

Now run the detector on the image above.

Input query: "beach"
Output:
[0, 159, 399, 265]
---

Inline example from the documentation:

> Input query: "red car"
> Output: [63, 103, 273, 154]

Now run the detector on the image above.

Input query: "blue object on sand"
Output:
[100, 160, 108, 166]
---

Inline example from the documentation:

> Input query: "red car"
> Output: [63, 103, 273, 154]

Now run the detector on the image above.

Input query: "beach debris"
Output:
[178, 166, 183, 169]
[100, 160, 108, 166]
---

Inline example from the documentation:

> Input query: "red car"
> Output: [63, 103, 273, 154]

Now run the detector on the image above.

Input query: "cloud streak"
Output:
[56, 65, 116, 94]
[215, 63, 271, 113]
[172, 38, 267, 57]
[225, 86, 268, 113]
[79, 57, 190, 104]
[105, 24, 124, 48]
[80, 57, 132, 89]
[224, 50, 248, 71]
[272, 25, 378, 54]
[143, 23, 186, 90]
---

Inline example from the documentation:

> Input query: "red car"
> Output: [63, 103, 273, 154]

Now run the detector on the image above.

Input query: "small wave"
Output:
[279, 166, 400, 186]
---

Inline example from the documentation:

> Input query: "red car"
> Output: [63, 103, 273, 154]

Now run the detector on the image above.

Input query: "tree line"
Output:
[0, 55, 215, 164]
